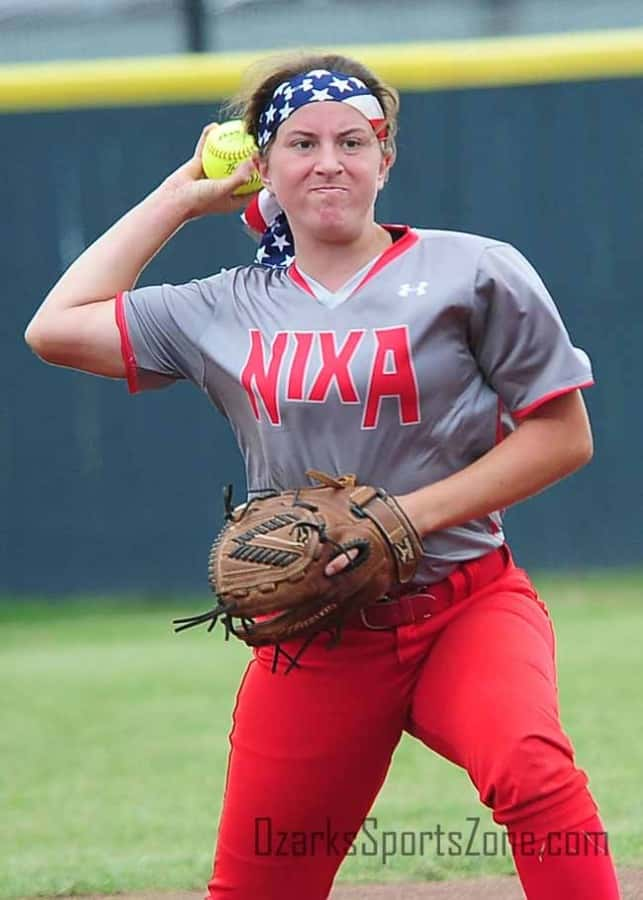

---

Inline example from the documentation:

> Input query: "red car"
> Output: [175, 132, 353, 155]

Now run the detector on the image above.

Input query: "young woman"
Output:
[25, 53, 620, 900]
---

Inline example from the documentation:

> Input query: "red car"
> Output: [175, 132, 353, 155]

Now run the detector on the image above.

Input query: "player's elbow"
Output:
[24, 300, 125, 377]
[576, 429, 594, 466]
[522, 389, 594, 475]
[24, 316, 48, 359]
[25, 315, 59, 363]
[24, 312, 74, 365]
[564, 425, 594, 474]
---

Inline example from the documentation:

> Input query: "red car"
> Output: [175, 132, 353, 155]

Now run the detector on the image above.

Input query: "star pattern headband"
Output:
[256, 68, 387, 149]
[242, 69, 388, 269]
[242, 189, 294, 269]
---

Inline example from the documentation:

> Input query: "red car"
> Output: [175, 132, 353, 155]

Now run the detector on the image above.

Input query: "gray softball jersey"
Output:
[117, 227, 593, 584]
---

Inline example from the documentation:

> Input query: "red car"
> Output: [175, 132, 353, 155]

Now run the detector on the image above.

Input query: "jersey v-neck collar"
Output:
[294, 258, 374, 308]
[287, 225, 418, 304]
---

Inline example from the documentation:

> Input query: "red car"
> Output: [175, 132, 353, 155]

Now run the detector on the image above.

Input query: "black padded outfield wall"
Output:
[1, 65, 642, 593]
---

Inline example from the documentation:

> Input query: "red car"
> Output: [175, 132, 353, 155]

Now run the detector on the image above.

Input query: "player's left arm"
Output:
[397, 240, 597, 536]
[395, 387, 592, 537]
[324, 388, 590, 574]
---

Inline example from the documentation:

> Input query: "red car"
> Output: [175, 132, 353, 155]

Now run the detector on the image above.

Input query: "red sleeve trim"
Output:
[512, 381, 594, 420]
[114, 291, 140, 395]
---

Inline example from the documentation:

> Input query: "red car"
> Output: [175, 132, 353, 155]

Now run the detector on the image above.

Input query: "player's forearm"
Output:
[37, 185, 189, 315]
[399, 392, 593, 537]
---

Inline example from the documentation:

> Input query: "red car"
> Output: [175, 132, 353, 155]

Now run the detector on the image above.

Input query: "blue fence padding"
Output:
[2, 77, 642, 593]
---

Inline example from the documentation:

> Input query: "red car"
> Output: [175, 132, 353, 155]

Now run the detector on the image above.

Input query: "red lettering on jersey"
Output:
[363, 326, 420, 428]
[286, 332, 314, 401]
[308, 330, 364, 403]
[240, 330, 288, 425]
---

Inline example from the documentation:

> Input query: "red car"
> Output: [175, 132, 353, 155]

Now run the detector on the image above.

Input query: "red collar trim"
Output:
[288, 262, 316, 297]
[355, 225, 418, 292]
[287, 225, 418, 298]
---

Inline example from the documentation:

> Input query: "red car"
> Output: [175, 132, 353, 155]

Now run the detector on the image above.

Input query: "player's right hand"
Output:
[159, 123, 257, 220]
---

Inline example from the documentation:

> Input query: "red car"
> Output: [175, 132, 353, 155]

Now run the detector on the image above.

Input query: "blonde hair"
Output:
[226, 52, 400, 157]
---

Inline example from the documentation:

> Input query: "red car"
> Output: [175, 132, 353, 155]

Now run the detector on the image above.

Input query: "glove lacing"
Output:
[172, 479, 371, 674]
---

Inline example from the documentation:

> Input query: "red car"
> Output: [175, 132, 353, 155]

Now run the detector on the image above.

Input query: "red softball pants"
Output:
[206, 547, 620, 899]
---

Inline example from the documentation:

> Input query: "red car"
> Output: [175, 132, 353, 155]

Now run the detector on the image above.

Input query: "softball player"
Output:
[25, 53, 621, 900]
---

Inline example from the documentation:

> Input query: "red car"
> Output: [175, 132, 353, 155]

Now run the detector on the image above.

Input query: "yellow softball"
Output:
[201, 120, 262, 196]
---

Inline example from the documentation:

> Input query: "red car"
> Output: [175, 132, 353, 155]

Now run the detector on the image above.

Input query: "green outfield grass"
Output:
[2, 572, 642, 898]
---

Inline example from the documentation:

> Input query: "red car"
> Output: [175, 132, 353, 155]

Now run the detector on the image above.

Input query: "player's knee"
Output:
[476, 732, 581, 816]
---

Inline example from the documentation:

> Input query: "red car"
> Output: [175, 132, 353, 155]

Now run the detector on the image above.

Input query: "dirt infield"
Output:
[50, 867, 643, 900]
[331, 867, 643, 897]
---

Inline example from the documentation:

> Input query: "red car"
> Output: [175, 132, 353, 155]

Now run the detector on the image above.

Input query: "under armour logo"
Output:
[397, 282, 428, 297]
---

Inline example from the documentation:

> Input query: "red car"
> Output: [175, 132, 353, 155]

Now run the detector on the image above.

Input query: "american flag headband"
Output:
[256, 68, 388, 149]
[242, 69, 388, 270]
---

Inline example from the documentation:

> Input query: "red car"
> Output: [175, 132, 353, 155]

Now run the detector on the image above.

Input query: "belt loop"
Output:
[461, 557, 476, 594]
[447, 565, 468, 603]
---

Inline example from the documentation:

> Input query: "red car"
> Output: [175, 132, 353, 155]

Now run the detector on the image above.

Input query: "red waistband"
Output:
[350, 544, 512, 630]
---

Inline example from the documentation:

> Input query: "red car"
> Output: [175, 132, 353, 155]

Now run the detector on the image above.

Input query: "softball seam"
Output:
[206, 145, 255, 164]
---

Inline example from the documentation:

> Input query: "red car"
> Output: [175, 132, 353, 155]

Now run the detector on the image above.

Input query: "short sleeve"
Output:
[115, 280, 214, 394]
[470, 243, 594, 418]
